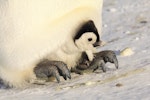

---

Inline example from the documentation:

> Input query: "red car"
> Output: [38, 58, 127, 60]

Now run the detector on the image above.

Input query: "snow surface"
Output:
[0, 0, 150, 100]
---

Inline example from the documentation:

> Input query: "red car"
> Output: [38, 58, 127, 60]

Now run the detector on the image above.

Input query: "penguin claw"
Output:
[34, 59, 71, 83]
[95, 50, 119, 69]
[90, 50, 119, 72]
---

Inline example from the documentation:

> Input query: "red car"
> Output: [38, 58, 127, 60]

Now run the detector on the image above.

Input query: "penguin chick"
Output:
[46, 20, 102, 70]
[34, 20, 102, 82]
[74, 20, 102, 61]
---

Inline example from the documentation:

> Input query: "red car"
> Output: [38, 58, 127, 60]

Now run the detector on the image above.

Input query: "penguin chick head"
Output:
[74, 20, 102, 52]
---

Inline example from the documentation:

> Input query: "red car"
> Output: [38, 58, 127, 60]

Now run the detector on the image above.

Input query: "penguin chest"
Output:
[47, 49, 82, 69]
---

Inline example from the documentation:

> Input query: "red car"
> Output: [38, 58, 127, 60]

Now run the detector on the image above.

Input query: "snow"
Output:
[0, 0, 150, 100]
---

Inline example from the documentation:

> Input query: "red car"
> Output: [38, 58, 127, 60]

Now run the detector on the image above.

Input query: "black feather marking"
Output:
[74, 20, 100, 42]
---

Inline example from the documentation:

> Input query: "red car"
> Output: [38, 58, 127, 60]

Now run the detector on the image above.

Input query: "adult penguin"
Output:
[0, 0, 103, 87]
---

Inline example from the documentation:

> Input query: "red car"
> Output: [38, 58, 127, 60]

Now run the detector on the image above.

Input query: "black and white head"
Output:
[74, 20, 102, 52]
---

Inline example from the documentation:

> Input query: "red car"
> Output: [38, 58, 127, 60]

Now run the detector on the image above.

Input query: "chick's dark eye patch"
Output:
[88, 38, 92, 41]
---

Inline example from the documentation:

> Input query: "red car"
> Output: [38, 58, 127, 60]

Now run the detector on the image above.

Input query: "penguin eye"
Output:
[88, 38, 92, 41]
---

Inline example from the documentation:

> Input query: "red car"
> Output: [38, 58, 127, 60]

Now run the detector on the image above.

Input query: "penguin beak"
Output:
[93, 40, 103, 47]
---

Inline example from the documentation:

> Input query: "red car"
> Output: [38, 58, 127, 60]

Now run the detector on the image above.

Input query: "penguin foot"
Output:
[90, 50, 119, 72]
[34, 59, 71, 83]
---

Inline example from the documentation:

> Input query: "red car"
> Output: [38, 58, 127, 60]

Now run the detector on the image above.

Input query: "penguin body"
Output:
[0, 0, 103, 87]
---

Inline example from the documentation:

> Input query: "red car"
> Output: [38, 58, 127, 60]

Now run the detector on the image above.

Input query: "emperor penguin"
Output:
[0, 0, 103, 87]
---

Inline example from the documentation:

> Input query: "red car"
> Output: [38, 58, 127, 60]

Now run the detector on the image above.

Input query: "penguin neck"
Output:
[61, 39, 82, 54]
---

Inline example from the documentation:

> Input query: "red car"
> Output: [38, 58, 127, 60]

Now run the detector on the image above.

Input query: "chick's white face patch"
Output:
[75, 32, 97, 52]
